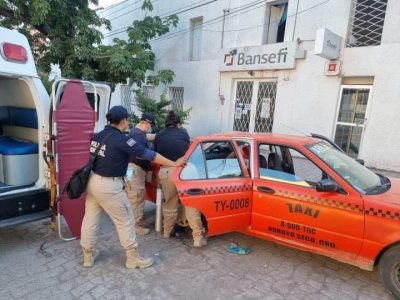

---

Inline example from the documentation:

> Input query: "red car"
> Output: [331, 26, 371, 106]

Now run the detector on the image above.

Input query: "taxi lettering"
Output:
[286, 203, 320, 219]
[214, 198, 250, 212]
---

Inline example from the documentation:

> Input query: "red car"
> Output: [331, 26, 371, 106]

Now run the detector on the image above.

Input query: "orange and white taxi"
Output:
[148, 132, 400, 299]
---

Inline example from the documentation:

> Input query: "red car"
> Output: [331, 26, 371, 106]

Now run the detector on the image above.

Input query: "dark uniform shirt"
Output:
[91, 125, 156, 177]
[154, 127, 190, 161]
[128, 127, 151, 172]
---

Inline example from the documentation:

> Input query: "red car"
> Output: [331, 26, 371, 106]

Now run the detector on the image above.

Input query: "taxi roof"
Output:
[204, 131, 322, 146]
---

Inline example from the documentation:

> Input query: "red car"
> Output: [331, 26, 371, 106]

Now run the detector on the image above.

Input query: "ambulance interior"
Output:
[0, 76, 40, 193]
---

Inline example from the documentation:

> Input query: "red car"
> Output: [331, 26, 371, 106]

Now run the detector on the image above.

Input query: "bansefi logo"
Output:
[224, 49, 237, 66]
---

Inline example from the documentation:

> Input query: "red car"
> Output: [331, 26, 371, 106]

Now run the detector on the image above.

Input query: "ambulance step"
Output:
[0, 210, 51, 229]
[0, 189, 49, 220]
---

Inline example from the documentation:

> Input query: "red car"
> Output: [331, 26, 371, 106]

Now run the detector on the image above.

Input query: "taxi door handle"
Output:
[187, 189, 205, 195]
[257, 186, 275, 194]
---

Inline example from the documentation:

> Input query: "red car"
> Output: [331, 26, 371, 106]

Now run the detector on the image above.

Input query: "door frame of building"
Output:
[231, 79, 278, 133]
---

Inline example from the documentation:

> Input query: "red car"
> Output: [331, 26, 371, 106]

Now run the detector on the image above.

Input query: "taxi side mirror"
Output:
[316, 179, 339, 193]
[355, 159, 365, 165]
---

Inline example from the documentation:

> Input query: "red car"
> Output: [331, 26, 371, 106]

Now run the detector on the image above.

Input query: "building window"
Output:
[264, 1, 288, 44]
[121, 84, 133, 114]
[142, 86, 155, 99]
[347, 0, 388, 47]
[169, 87, 184, 111]
[189, 17, 203, 61]
[334, 86, 371, 158]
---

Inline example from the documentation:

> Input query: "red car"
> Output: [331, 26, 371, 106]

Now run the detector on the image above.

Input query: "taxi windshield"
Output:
[307, 141, 381, 194]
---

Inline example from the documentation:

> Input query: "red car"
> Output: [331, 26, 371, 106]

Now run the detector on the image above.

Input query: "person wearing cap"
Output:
[80, 106, 187, 269]
[154, 110, 207, 248]
[126, 113, 156, 235]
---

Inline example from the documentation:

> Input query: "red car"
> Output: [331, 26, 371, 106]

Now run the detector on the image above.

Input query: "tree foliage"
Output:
[0, 0, 178, 87]
[130, 89, 192, 133]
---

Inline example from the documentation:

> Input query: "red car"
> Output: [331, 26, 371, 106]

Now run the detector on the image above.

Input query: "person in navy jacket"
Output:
[80, 106, 187, 269]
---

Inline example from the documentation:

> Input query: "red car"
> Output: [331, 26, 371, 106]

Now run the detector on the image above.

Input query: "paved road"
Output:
[0, 168, 398, 300]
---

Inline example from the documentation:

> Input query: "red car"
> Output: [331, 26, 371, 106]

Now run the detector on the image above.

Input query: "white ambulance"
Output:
[0, 27, 111, 239]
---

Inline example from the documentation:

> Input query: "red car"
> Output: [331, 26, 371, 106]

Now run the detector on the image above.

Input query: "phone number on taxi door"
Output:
[280, 221, 316, 234]
[214, 199, 250, 212]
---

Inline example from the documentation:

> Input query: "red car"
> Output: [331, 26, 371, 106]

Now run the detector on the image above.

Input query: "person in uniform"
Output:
[154, 110, 207, 247]
[126, 113, 156, 236]
[80, 106, 187, 269]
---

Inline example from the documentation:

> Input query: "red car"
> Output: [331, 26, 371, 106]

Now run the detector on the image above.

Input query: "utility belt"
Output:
[93, 172, 124, 181]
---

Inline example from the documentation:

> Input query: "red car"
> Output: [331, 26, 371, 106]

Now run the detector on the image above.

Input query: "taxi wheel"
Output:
[379, 245, 400, 299]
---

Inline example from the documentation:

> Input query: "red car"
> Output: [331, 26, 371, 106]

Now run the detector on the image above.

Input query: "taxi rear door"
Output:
[173, 137, 253, 237]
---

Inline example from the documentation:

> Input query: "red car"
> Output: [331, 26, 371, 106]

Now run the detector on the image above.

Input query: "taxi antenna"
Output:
[280, 123, 308, 136]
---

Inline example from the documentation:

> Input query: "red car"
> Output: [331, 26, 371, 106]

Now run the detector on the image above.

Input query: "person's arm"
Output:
[122, 137, 187, 167]
[153, 153, 187, 167]
[227, 144, 245, 159]
[146, 133, 156, 141]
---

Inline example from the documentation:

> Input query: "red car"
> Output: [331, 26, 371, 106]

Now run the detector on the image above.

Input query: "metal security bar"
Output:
[121, 84, 133, 114]
[233, 81, 254, 132]
[347, 0, 388, 47]
[254, 82, 277, 133]
[142, 86, 156, 99]
[170, 87, 184, 111]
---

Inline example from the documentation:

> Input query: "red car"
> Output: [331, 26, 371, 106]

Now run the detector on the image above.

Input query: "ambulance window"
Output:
[86, 93, 100, 112]
[60, 92, 100, 120]
[258, 144, 328, 188]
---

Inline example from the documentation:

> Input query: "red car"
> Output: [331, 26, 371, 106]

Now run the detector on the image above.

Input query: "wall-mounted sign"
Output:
[314, 28, 341, 60]
[324, 60, 341, 76]
[219, 41, 297, 72]
[234, 107, 242, 120]
[260, 98, 271, 118]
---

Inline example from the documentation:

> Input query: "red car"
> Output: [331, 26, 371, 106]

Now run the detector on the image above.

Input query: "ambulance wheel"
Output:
[379, 245, 400, 299]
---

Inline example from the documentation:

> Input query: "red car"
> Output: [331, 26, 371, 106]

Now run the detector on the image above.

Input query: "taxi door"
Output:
[173, 137, 253, 237]
[50, 79, 111, 239]
[252, 142, 364, 261]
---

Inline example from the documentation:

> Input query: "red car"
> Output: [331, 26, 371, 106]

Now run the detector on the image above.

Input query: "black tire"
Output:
[379, 245, 400, 299]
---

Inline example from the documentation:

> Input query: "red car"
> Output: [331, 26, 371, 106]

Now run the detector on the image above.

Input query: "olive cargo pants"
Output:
[159, 166, 204, 237]
[126, 163, 147, 224]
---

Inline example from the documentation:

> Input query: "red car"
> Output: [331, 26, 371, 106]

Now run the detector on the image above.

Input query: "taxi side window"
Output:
[258, 144, 327, 188]
[180, 144, 206, 180]
[180, 141, 243, 180]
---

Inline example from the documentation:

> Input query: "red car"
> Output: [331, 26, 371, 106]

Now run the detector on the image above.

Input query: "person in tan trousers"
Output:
[154, 110, 207, 247]
[126, 113, 156, 235]
[80, 106, 187, 269]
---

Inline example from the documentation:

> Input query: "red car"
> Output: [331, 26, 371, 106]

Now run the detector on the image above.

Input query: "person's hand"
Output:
[175, 157, 188, 167]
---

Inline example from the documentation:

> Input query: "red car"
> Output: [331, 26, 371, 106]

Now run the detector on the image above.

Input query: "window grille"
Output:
[254, 82, 277, 133]
[170, 87, 184, 111]
[233, 81, 253, 132]
[142, 86, 155, 99]
[121, 84, 133, 114]
[347, 0, 388, 47]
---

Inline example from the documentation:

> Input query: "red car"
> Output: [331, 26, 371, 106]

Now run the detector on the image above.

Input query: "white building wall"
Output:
[99, 0, 400, 171]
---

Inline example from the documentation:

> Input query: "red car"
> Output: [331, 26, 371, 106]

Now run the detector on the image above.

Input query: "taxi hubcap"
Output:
[392, 262, 400, 288]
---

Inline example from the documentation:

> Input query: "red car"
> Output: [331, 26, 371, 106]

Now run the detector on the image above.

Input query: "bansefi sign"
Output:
[314, 28, 341, 60]
[219, 41, 296, 72]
